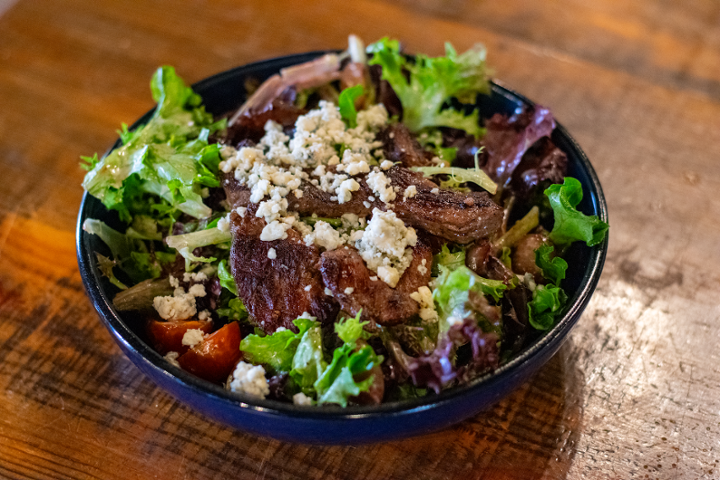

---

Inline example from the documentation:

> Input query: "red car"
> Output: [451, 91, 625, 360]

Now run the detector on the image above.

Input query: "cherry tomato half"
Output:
[178, 322, 242, 384]
[146, 319, 213, 356]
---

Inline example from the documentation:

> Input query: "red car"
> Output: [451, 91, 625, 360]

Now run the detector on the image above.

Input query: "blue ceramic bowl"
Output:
[77, 51, 608, 444]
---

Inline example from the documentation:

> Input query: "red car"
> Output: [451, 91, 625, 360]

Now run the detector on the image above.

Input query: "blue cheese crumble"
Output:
[227, 361, 270, 399]
[218, 101, 390, 241]
[354, 208, 417, 288]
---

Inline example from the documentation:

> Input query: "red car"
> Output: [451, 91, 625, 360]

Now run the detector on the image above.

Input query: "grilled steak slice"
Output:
[224, 166, 502, 244]
[224, 95, 304, 146]
[229, 209, 338, 333]
[222, 173, 251, 209]
[395, 240, 433, 294]
[222, 172, 374, 217]
[379, 124, 434, 168]
[287, 179, 373, 217]
[320, 247, 419, 326]
[383, 166, 503, 243]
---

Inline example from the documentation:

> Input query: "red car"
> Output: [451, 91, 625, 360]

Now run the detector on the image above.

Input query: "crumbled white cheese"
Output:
[366, 169, 396, 203]
[344, 287, 355, 295]
[297, 311, 316, 320]
[153, 282, 206, 321]
[293, 392, 313, 406]
[403, 185, 417, 199]
[222, 101, 392, 244]
[337, 179, 360, 204]
[275, 327, 287, 332]
[227, 362, 270, 399]
[304, 285, 312, 292]
[354, 208, 417, 288]
[217, 213, 231, 232]
[431, 188, 440, 194]
[261, 220, 292, 241]
[304, 220, 344, 251]
[183, 272, 208, 283]
[187, 283, 206, 298]
[168, 275, 179, 289]
[255, 197, 289, 223]
[267, 248, 277, 260]
[182, 328, 206, 347]
[198, 309, 210, 321]
[164, 351, 180, 368]
[380, 160, 394, 170]
[410, 286, 438, 322]
[377, 265, 401, 287]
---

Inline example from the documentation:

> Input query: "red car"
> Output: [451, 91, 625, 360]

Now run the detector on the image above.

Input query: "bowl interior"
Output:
[77, 51, 608, 420]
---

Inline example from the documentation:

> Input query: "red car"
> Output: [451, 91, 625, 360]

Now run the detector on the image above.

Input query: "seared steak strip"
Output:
[379, 124, 434, 168]
[225, 166, 503, 244]
[383, 166, 503, 243]
[320, 247, 419, 326]
[395, 240, 433, 294]
[229, 208, 338, 333]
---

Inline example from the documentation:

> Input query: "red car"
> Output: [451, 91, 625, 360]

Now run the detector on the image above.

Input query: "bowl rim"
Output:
[76, 51, 608, 420]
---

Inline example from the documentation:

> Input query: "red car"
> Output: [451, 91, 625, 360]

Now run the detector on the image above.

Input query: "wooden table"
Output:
[1, 0, 719, 478]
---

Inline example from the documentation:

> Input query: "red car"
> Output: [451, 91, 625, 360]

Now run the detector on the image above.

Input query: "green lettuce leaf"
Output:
[411, 166, 497, 194]
[335, 311, 370, 344]
[83, 218, 165, 284]
[545, 177, 609, 247]
[338, 85, 364, 128]
[81, 66, 225, 222]
[239, 317, 319, 373]
[367, 38, 491, 136]
[534, 244, 567, 286]
[216, 297, 247, 321]
[94, 253, 128, 290]
[165, 227, 232, 263]
[217, 259, 238, 295]
[289, 326, 327, 393]
[433, 265, 509, 334]
[528, 284, 567, 330]
[313, 343, 380, 407]
[432, 243, 465, 278]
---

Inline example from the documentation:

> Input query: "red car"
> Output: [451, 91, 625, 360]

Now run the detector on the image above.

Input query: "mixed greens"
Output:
[81, 36, 607, 407]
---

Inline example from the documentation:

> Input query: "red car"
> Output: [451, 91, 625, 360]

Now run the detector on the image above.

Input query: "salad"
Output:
[81, 36, 608, 407]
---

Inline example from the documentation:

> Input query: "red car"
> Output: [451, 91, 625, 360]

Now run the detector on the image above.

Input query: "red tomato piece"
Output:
[177, 322, 242, 384]
[146, 319, 213, 356]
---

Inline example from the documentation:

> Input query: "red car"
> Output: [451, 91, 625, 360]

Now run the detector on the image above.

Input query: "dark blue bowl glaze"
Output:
[77, 51, 608, 444]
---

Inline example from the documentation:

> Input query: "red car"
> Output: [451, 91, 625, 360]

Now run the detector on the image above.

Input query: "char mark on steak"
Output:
[229, 208, 338, 333]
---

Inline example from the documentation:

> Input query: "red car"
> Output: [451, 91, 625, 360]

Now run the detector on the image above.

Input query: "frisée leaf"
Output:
[368, 38, 490, 136]
[81, 66, 225, 222]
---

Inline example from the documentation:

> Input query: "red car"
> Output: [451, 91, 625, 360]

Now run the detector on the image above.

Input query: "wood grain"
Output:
[1, 0, 719, 478]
